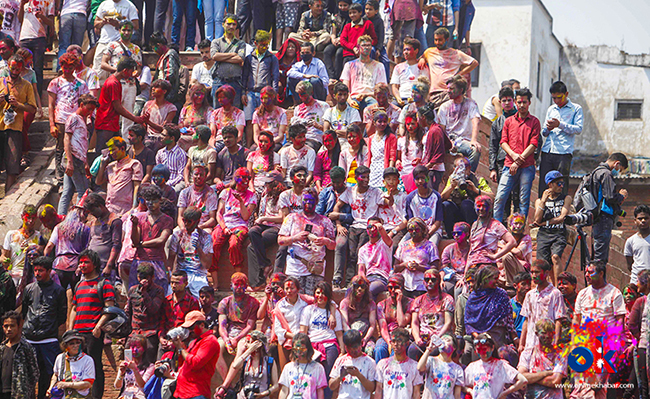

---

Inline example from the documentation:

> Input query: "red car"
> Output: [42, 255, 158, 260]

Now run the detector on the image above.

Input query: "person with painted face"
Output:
[69, 249, 117, 399]
[178, 165, 219, 235]
[405, 165, 444, 247]
[274, 165, 310, 273]
[290, 80, 330, 150]
[280, 124, 317, 187]
[510, 271, 531, 339]
[278, 333, 328, 399]
[375, 274, 412, 362]
[21, 256, 66, 399]
[47, 53, 90, 183]
[440, 221, 470, 298]
[329, 329, 377, 399]
[363, 83, 401, 136]
[300, 281, 344, 399]
[279, 188, 336, 292]
[395, 217, 440, 298]
[126, 124, 156, 184]
[154, 124, 188, 192]
[183, 125, 218, 189]
[252, 86, 288, 150]
[366, 110, 397, 188]
[377, 167, 407, 255]
[168, 206, 214, 297]
[497, 213, 532, 288]
[464, 332, 527, 399]
[247, 130, 283, 195]
[334, 165, 391, 287]
[357, 216, 393, 300]
[341, 34, 386, 115]
[58, 92, 98, 215]
[464, 265, 518, 356]
[151, 164, 178, 205]
[37, 204, 65, 241]
[587, 152, 629, 264]
[340, 275, 378, 354]
[314, 130, 342, 192]
[466, 195, 516, 267]
[257, 273, 287, 338]
[338, 124, 368, 184]
[172, 310, 220, 399]
[2, 204, 45, 287]
[141, 80, 178, 153]
[214, 125, 250, 189]
[397, 76, 429, 136]
[441, 157, 492, 237]
[376, 328, 423, 399]
[390, 38, 428, 107]
[518, 259, 566, 355]
[417, 333, 464, 399]
[517, 319, 567, 399]
[323, 83, 361, 145]
[248, 173, 286, 289]
[178, 84, 214, 151]
[130, 184, 174, 290]
[533, 170, 571, 285]
[124, 262, 172, 365]
[625, 269, 650, 399]
[213, 167, 257, 273]
[215, 273, 261, 378]
[408, 269, 454, 360]
[217, 330, 280, 399]
[96, 136, 144, 216]
[83, 192, 123, 278]
[114, 334, 155, 399]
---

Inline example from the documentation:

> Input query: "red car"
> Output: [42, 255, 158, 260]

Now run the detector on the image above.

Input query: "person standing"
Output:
[83, 192, 123, 277]
[493, 87, 540, 223]
[96, 136, 144, 216]
[210, 15, 246, 109]
[625, 205, 650, 285]
[0, 55, 36, 190]
[68, 249, 117, 399]
[21, 256, 66, 399]
[0, 311, 39, 399]
[538, 81, 583, 196]
[18, 0, 54, 94]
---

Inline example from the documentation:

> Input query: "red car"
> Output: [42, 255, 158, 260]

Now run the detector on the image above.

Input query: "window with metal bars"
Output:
[615, 101, 643, 120]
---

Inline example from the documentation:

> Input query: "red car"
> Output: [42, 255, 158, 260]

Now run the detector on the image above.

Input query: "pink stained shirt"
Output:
[105, 157, 144, 216]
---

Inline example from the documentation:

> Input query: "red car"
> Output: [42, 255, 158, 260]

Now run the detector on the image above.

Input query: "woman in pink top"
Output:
[314, 130, 341, 192]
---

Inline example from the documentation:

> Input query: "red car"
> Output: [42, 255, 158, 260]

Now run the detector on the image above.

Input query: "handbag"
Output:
[62, 357, 89, 399]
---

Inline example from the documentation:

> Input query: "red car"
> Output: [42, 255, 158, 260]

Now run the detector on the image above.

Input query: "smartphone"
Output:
[305, 224, 313, 233]
[101, 148, 110, 158]
[124, 348, 133, 362]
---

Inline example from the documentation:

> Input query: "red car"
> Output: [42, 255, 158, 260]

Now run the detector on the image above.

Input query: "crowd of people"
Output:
[0, 0, 645, 398]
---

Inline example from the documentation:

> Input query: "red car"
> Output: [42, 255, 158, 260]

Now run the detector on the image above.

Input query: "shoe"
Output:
[185, 47, 194, 52]
[332, 279, 342, 289]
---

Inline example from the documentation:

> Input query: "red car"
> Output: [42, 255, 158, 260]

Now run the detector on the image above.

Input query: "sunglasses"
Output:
[451, 231, 463, 237]
[473, 338, 491, 345]
[424, 277, 438, 282]
[352, 282, 366, 289]
[387, 285, 400, 290]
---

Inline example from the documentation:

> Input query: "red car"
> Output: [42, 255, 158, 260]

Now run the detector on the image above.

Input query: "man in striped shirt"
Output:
[69, 249, 116, 399]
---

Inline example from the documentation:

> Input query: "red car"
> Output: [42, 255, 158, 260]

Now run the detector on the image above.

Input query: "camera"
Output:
[165, 326, 189, 341]
[451, 162, 467, 190]
[564, 210, 593, 226]
[243, 384, 260, 399]
[155, 359, 173, 378]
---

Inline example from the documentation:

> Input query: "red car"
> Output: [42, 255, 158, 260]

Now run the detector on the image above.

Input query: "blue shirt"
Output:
[511, 297, 525, 338]
[541, 99, 583, 155]
[286, 58, 330, 93]
[316, 186, 353, 227]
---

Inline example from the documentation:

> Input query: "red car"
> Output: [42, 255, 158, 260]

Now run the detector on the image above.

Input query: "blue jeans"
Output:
[204, 0, 226, 40]
[58, 13, 86, 61]
[58, 156, 89, 215]
[244, 91, 261, 120]
[493, 164, 536, 223]
[154, 0, 170, 34]
[414, 25, 427, 56]
[350, 96, 377, 117]
[172, 0, 197, 49]
[20, 37, 46, 93]
[375, 337, 390, 363]
[34, 341, 60, 399]
[456, 140, 481, 172]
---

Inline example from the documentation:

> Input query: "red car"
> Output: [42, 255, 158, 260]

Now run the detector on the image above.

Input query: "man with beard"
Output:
[435, 75, 481, 172]
[172, 311, 220, 399]
[418, 27, 477, 109]
[215, 273, 260, 379]
[340, 35, 386, 115]
[0, 55, 36, 189]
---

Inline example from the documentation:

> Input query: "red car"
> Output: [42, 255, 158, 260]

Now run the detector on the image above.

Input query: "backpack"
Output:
[573, 164, 608, 214]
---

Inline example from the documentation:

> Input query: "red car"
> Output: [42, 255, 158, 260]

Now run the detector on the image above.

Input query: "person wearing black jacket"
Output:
[588, 153, 629, 263]
[21, 256, 67, 399]
[488, 86, 518, 220]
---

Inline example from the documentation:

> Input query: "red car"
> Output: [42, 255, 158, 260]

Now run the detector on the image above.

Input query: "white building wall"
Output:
[561, 46, 650, 157]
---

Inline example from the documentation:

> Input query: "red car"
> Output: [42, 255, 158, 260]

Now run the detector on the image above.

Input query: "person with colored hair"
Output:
[210, 84, 246, 148]
[247, 131, 282, 195]
[394, 217, 440, 298]
[357, 216, 393, 300]
[113, 334, 155, 398]
[363, 83, 400, 136]
[214, 125, 250, 188]
[439, 221, 470, 298]
[290, 80, 330, 149]
[2, 204, 45, 286]
[212, 167, 257, 273]
[96, 136, 144, 216]
[498, 212, 532, 288]
[141, 79, 178, 153]
[341, 34, 386, 115]
[252, 86, 287, 149]
[209, 15, 246, 109]
[178, 84, 214, 151]
[466, 195, 516, 267]
[215, 272, 260, 378]
[375, 274, 412, 362]
[314, 130, 341, 191]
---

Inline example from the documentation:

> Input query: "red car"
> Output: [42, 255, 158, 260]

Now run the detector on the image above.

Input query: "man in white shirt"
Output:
[340, 35, 386, 116]
[323, 82, 361, 145]
[92, 0, 139, 84]
[625, 205, 650, 285]
[58, 0, 88, 61]
[19, 0, 55, 93]
[329, 330, 377, 399]
[190, 39, 216, 91]
[390, 37, 426, 107]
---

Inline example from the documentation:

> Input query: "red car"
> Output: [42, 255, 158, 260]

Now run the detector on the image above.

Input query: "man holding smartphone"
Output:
[329, 330, 377, 399]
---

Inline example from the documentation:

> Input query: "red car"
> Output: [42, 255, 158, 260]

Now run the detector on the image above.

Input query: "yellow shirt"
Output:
[0, 76, 36, 132]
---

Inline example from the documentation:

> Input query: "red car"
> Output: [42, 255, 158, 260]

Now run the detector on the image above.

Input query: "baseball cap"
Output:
[180, 310, 206, 328]
[383, 167, 399, 178]
[544, 170, 564, 186]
